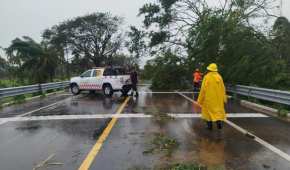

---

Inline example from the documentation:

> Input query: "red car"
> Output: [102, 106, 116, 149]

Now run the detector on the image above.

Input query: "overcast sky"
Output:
[0, 0, 154, 49]
[0, 0, 289, 50]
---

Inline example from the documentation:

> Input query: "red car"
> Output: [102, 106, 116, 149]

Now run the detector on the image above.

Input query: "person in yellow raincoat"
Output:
[197, 63, 227, 130]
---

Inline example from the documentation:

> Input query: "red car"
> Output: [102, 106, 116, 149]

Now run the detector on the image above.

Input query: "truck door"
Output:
[90, 69, 103, 90]
[103, 68, 118, 89]
[79, 70, 92, 89]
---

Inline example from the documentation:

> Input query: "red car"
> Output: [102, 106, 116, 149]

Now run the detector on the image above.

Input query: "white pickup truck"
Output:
[70, 67, 132, 97]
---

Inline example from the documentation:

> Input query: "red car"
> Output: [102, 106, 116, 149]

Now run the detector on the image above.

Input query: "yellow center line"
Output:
[78, 96, 131, 170]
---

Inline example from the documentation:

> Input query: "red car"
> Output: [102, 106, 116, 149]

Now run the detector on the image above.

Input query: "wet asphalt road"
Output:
[0, 85, 290, 170]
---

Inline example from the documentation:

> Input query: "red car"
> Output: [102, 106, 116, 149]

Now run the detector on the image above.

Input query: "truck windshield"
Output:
[81, 70, 92, 77]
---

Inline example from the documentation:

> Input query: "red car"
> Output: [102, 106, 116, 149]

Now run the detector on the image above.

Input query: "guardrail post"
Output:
[62, 82, 65, 92]
[38, 83, 44, 95]
[231, 85, 238, 100]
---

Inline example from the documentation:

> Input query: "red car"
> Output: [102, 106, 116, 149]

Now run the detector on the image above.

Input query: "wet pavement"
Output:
[30, 93, 124, 116]
[230, 117, 290, 155]
[0, 85, 290, 170]
[0, 119, 110, 170]
[124, 93, 195, 114]
[0, 93, 72, 118]
[92, 118, 290, 170]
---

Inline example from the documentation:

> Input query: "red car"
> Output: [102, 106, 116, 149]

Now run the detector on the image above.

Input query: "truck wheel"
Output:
[103, 84, 113, 97]
[71, 84, 80, 95]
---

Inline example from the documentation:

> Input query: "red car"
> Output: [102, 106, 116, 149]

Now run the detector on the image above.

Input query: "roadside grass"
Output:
[143, 133, 179, 157]
[278, 108, 289, 117]
[13, 95, 26, 104]
[0, 79, 23, 88]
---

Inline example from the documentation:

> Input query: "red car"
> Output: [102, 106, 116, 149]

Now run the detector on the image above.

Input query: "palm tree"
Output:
[6, 36, 58, 83]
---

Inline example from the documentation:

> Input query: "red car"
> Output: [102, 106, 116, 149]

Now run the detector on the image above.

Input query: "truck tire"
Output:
[103, 84, 113, 97]
[71, 84, 80, 95]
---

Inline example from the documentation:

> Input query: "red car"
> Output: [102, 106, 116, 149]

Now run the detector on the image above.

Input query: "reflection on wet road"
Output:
[0, 86, 290, 170]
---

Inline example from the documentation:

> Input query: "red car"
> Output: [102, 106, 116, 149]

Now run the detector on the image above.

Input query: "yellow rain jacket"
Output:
[197, 72, 227, 122]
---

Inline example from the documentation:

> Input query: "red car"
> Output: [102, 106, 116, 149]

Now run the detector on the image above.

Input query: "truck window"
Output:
[92, 69, 102, 77]
[103, 68, 117, 76]
[115, 68, 126, 75]
[81, 70, 92, 77]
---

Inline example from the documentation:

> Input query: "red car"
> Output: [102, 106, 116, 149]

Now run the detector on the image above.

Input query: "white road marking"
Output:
[0, 96, 77, 126]
[177, 92, 290, 163]
[177, 92, 199, 102]
[17, 99, 68, 117]
[226, 120, 290, 162]
[0, 113, 268, 123]
[168, 113, 268, 118]
[139, 91, 198, 94]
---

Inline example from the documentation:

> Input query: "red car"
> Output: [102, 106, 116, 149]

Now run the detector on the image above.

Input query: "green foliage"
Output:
[139, 3, 161, 27]
[13, 95, 26, 104]
[168, 164, 206, 170]
[5, 36, 58, 83]
[278, 109, 288, 118]
[144, 51, 190, 90]
[0, 56, 9, 78]
[0, 80, 21, 88]
[32, 92, 43, 97]
[126, 26, 147, 60]
[187, 13, 281, 88]
[43, 12, 123, 68]
[46, 89, 55, 94]
[149, 31, 169, 47]
[272, 17, 290, 68]
[140, 0, 290, 90]
[143, 133, 179, 156]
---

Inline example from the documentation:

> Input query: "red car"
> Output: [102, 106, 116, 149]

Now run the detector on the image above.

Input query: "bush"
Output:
[0, 80, 21, 88]
[13, 95, 26, 104]
[144, 52, 191, 90]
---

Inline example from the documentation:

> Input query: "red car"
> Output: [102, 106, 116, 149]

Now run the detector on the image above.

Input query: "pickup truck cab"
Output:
[70, 67, 132, 97]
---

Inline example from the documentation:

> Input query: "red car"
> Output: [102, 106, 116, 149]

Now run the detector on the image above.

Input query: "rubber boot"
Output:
[206, 121, 213, 130]
[217, 121, 223, 130]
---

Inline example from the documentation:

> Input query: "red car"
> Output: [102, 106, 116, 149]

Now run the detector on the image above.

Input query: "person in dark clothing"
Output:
[130, 68, 139, 97]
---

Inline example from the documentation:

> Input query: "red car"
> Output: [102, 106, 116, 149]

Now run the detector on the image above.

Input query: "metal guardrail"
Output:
[228, 85, 290, 106]
[0, 81, 70, 99]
